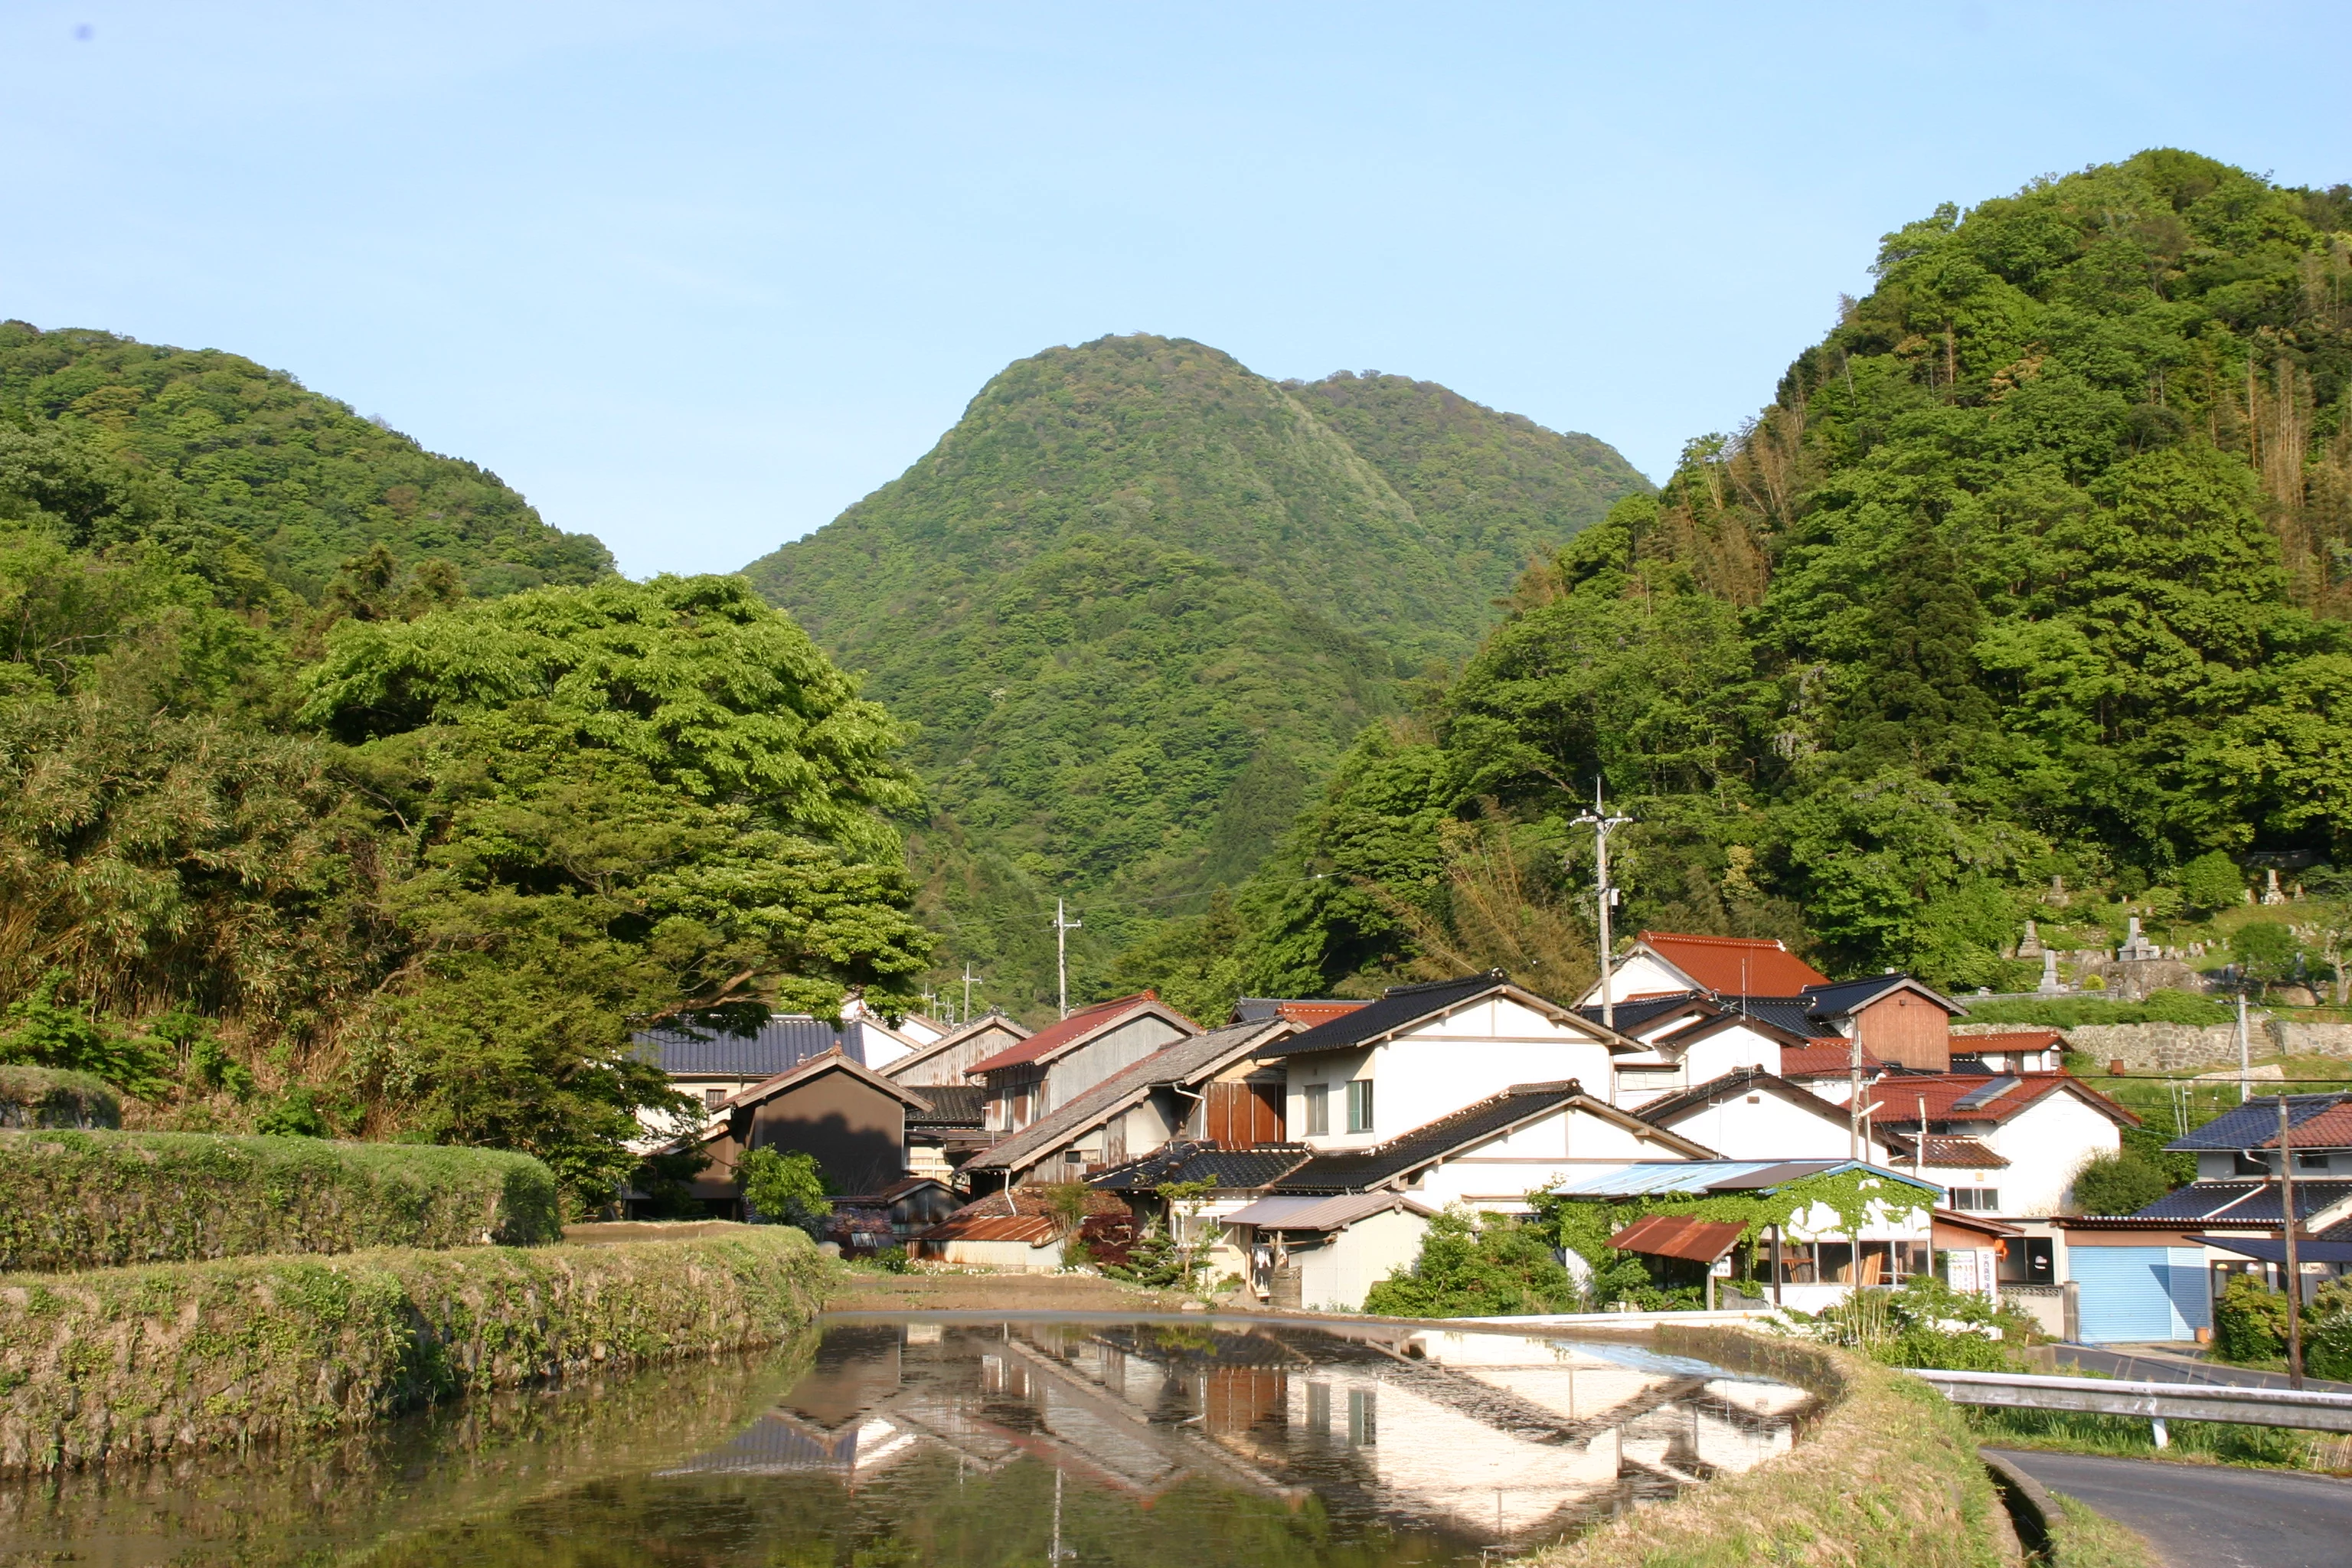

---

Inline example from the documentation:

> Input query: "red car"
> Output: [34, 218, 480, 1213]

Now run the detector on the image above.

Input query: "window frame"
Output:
[1346, 1078, 1374, 1135]
[1304, 1083, 1330, 1136]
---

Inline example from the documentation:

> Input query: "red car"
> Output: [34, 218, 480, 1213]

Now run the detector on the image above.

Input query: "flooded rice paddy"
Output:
[0, 1315, 1818, 1566]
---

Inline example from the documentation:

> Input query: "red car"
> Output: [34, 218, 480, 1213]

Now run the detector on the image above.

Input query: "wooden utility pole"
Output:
[2281, 1096, 2306, 1389]
[1052, 900, 1082, 1021]
[1572, 782, 1632, 1031]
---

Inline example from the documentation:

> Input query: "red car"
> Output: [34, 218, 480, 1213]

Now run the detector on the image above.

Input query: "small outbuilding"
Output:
[1222, 1191, 1436, 1312]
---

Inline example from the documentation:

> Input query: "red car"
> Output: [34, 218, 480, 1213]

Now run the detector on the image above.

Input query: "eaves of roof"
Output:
[962, 1019, 1289, 1173]
[1272, 1082, 1714, 1195]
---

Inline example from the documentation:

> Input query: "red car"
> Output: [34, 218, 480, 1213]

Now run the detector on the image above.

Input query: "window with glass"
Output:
[1304, 1083, 1330, 1135]
[1952, 1188, 2001, 1211]
[1346, 1079, 1374, 1134]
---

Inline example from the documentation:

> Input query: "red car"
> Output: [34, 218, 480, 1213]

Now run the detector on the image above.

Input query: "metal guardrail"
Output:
[1914, 1367, 2352, 1436]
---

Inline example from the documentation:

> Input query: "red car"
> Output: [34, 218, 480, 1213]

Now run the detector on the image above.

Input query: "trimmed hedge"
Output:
[0, 1129, 560, 1271]
[0, 1067, 119, 1130]
[1525, 1327, 2069, 1568]
[0, 1224, 828, 1471]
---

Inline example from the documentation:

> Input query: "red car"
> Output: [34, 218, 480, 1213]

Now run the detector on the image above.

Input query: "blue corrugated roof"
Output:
[632, 1017, 866, 1076]
[1547, 1159, 1940, 1198]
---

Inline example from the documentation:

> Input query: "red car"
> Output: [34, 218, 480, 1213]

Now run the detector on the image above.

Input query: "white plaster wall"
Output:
[1403, 1105, 1692, 1213]
[1284, 998, 1619, 1152]
[1293, 1208, 1430, 1312]
[1583, 953, 1691, 1002]
[1982, 1094, 2123, 1217]
[1649, 1092, 1855, 1162]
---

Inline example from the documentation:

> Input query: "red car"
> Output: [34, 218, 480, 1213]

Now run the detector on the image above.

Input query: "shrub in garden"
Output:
[2069, 1153, 2173, 1217]
[1361, 1207, 1580, 1317]
[2212, 1273, 2290, 1363]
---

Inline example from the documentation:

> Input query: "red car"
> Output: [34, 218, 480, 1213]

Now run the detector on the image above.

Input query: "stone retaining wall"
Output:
[2060, 1019, 2352, 1070]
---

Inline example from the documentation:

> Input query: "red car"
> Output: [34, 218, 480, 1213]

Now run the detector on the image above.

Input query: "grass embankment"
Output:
[1519, 1327, 2158, 1568]
[0, 1224, 827, 1472]
[0, 1129, 560, 1270]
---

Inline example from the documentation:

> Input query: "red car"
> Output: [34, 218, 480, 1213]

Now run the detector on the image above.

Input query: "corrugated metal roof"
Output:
[1548, 1159, 1940, 1198]
[1233, 998, 1371, 1025]
[1608, 1214, 1746, 1263]
[1881, 1133, 2010, 1170]
[632, 1017, 865, 1076]
[920, 1214, 1059, 1244]
[1223, 1192, 1432, 1231]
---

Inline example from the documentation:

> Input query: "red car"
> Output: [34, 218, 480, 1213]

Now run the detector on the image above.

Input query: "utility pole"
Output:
[1571, 781, 1632, 1031]
[2281, 1095, 2306, 1388]
[1053, 899, 1082, 1020]
[961, 963, 982, 1026]
[2236, 980, 2253, 1103]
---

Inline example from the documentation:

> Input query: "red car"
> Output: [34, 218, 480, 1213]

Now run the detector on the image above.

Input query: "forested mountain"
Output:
[0, 322, 612, 602]
[2, 325, 923, 1206]
[740, 335, 1650, 1017]
[1141, 149, 2352, 1015]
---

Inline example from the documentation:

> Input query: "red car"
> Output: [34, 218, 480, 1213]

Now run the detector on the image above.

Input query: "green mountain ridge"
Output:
[740, 334, 1651, 1018]
[0, 322, 613, 602]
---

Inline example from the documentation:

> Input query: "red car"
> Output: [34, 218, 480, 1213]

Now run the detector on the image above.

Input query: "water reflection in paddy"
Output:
[0, 1317, 1816, 1566]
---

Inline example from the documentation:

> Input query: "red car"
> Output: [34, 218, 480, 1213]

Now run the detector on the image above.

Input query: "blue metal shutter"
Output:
[2070, 1246, 2202, 1342]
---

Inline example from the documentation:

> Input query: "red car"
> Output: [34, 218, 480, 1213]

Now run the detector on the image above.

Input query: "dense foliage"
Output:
[0, 322, 612, 599]
[1152, 151, 2352, 1008]
[1, 381, 930, 1210]
[742, 335, 1648, 1016]
[1358, 1207, 1582, 1316]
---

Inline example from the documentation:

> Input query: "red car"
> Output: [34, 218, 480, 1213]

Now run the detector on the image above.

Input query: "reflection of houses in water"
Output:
[668, 1321, 1816, 1547]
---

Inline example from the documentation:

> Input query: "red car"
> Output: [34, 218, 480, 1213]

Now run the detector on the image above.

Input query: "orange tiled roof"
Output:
[1638, 931, 1829, 995]
[1779, 1041, 1881, 1077]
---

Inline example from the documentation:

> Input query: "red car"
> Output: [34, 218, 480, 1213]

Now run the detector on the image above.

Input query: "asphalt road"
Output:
[2050, 1344, 2352, 1393]
[1988, 1448, 2352, 1568]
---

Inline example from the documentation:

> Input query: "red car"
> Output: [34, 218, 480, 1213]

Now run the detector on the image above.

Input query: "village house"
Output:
[674, 1047, 933, 1216]
[878, 1010, 1032, 1088]
[838, 996, 955, 1073]
[631, 1014, 881, 1125]
[2058, 1093, 2352, 1343]
[959, 1017, 1296, 1190]
[965, 991, 1198, 1137]
[1253, 972, 1642, 1149]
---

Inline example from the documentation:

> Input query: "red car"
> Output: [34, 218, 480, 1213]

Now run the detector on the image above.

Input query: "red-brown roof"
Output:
[1638, 931, 1829, 995]
[1609, 1214, 1747, 1263]
[1952, 1030, 2066, 1055]
[965, 992, 1188, 1076]
[1779, 1040, 1882, 1078]
[919, 1214, 1060, 1245]
[2262, 1104, 2352, 1149]
[1880, 1072, 2140, 1129]
[1883, 1132, 2011, 1169]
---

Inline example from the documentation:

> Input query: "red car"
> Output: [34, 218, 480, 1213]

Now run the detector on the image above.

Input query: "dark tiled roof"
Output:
[1632, 1067, 1836, 1130]
[1743, 1000, 1832, 1039]
[905, 1083, 985, 1127]
[2164, 1090, 2352, 1152]
[963, 1020, 1282, 1173]
[1254, 972, 1524, 1060]
[2127, 1180, 2352, 1223]
[1233, 998, 1370, 1025]
[1571, 991, 1710, 1031]
[632, 1017, 865, 1076]
[1272, 1081, 1591, 1194]
[1087, 1142, 1312, 1193]
[2167, 1094, 2352, 1152]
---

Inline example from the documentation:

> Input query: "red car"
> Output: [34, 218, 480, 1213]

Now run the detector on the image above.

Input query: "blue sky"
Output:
[5, 2, 2347, 577]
